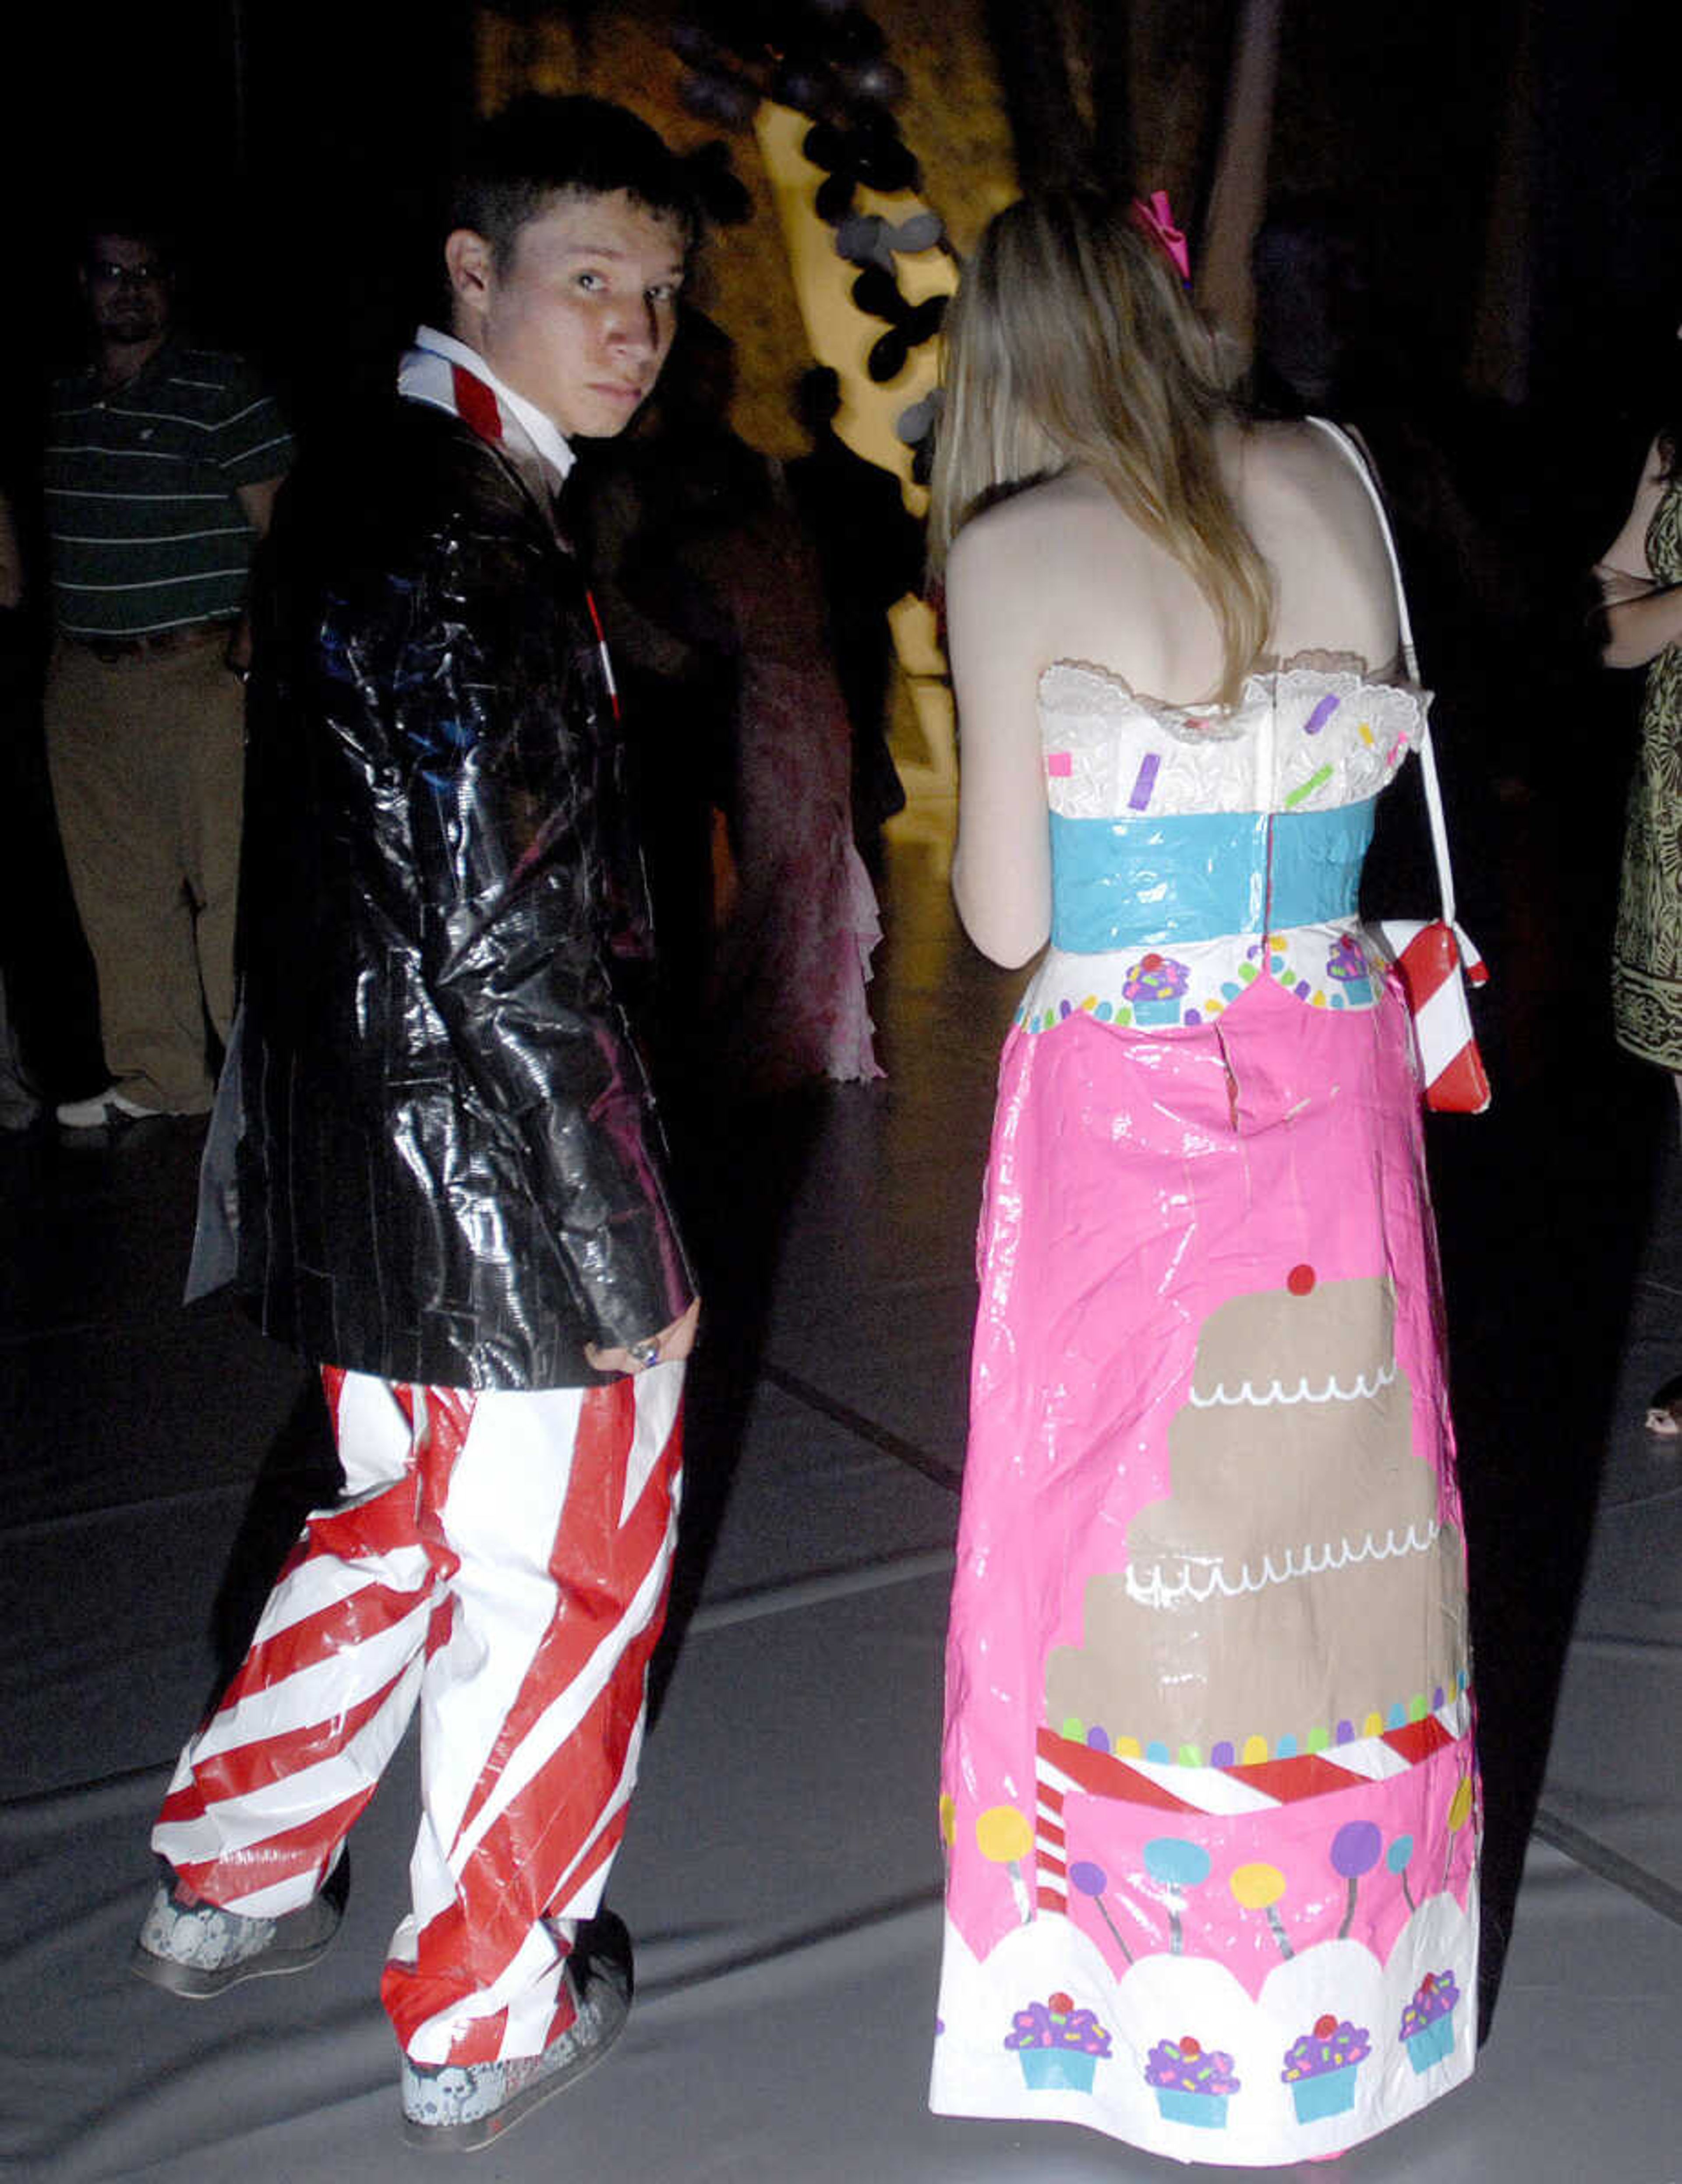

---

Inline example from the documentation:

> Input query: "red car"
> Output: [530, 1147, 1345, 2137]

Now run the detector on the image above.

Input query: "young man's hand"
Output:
[585, 1297, 701, 1377]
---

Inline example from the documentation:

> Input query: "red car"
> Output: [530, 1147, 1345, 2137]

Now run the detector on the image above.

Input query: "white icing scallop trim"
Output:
[1037, 662, 1428, 821]
[1188, 1359, 1398, 1407]
[1124, 1518, 1441, 1607]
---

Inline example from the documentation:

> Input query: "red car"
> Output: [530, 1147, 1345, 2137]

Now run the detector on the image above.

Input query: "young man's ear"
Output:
[444, 230, 495, 323]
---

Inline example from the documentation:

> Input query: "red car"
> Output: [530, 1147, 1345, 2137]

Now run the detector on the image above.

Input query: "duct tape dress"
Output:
[929, 653, 1479, 2165]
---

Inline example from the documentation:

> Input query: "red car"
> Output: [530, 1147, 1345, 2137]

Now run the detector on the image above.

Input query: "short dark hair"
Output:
[77, 209, 178, 272]
[448, 95, 697, 268]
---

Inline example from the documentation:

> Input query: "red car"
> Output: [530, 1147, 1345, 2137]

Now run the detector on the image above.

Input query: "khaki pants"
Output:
[44, 639, 244, 1114]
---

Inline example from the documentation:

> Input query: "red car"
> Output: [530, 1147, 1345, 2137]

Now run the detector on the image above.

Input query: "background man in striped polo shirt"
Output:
[43, 220, 292, 1125]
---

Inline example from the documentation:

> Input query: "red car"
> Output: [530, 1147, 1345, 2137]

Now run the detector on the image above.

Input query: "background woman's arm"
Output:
[1596, 437, 1682, 668]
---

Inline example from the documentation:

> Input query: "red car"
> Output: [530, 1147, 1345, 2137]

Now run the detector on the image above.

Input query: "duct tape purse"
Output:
[1316, 420, 1492, 1114]
[1372, 911, 1492, 1114]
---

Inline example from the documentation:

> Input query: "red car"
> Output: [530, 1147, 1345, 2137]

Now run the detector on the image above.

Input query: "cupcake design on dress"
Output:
[1326, 931, 1375, 1004]
[1004, 1991, 1112, 2092]
[1245, 930, 1366, 1013]
[1399, 1969, 1459, 2072]
[1121, 952, 1190, 1026]
[1012, 920, 1389, 1034]
[1145, 2034, 1240, 2127]
[1282, 2012, 1371, 2122]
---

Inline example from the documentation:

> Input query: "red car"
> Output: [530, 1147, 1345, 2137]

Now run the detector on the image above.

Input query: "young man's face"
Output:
[450, 189, 686, 440]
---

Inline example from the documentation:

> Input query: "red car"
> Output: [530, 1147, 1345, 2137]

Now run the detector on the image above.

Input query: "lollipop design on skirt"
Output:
[975, 1803, 1035, 1922]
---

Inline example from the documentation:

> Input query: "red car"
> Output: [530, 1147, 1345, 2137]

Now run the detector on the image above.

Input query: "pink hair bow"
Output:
[1129, 191, 1191, 286]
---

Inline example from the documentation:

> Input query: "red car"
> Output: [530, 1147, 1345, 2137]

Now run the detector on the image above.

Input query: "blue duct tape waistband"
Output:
[1049, 802, 1374, 953]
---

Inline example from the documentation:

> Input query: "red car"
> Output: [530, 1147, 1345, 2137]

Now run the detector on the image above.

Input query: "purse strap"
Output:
[1304, 416, 1458, 930]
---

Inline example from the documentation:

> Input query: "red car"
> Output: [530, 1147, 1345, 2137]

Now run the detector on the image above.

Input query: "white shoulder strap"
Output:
[1304, 415, 1457, 928]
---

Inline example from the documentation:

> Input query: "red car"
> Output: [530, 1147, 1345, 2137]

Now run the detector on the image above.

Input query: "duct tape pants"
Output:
[151, 1360, 684, 2065]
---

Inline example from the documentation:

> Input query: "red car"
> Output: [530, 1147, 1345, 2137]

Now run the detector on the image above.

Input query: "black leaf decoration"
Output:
[683, 141, 754, 228]
[844, 58, 905, 107]
[679, 69, 760, 128]
[802, 122, 850, 172]
[867, 325, 911, 382]
[814, 172, 857, 225]
[849, 264, 901, 322]
[772, 58, 838, 113]
[848, 131, 919, 195]
[860, 288, 946, 382]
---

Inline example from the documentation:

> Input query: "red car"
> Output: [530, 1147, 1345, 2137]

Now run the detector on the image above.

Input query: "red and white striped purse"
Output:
[1315, 421, 1493, 1115]
[1372, 913, 1492, 1114]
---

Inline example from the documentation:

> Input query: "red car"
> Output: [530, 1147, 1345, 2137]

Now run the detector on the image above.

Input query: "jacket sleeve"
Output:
[377, 522, 693, 1354]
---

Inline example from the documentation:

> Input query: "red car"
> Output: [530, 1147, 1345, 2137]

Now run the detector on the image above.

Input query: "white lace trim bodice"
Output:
[1038, 659, 1429, 821]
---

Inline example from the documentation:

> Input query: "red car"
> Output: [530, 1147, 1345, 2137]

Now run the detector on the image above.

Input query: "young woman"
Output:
[927, 190, 1480, 2164]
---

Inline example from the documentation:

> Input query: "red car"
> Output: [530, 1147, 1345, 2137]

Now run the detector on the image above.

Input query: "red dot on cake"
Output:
[1049, 1992, 1073, 2014]
[1180, 2036, 1201, 2057]
[1315, 2014, 1338, 2039]
[1286, 1263, 1316, 1296]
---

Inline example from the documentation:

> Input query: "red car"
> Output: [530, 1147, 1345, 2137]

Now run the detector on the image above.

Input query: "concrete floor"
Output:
[1, 819, 1678, 2180]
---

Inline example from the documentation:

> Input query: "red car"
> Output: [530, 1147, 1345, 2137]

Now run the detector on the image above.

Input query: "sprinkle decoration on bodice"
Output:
[1018, 659, 1430, 1035]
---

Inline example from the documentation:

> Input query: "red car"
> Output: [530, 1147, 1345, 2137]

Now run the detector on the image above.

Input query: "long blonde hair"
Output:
[928, 188, 1273, 709]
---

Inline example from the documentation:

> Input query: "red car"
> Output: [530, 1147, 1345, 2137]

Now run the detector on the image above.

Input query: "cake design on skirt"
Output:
[1399, 1968, 1459, 2071]
[1145, 2034, 1240, 2127]
[1004, 1992, 1112, 2092]
[1282, 2013, 1371, 2121]
[1043, 1270, 1465, 1758]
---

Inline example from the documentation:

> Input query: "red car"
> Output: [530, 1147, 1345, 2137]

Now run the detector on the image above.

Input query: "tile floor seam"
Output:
[1529, 1805, 1682, 1927]
[687, 1549, 956, 1632]
[759, 1363, 963, 1492]
[0, 1476, 267, 1542]
[630, 1888, 943, 2009]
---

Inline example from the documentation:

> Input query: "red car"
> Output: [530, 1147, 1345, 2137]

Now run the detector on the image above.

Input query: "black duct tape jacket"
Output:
[219, 399, 694, 1389]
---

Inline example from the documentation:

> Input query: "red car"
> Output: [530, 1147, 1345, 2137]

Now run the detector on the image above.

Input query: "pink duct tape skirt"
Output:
[931, 969, 1479, 2163]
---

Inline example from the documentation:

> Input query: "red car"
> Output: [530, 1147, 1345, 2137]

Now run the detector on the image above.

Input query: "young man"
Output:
[131, 99, 700, 2152]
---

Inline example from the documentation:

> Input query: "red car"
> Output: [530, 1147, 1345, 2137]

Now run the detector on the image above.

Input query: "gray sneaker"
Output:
[400, 1912, 633, 2153]
[130, 1856, 349, 1998]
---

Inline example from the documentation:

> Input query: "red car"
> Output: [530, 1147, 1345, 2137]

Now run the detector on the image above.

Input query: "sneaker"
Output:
[55, 1085, 165, 1128]
[130, 1856, 349, 1999]
[400, 1912, 633, 2153]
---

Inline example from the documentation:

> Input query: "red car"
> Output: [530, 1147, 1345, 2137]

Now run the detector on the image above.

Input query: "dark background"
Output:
[2, 1, 1676, 455]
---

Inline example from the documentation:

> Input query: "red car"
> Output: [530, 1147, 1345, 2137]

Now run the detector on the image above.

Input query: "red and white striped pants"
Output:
[151, 1361, 684, 2064]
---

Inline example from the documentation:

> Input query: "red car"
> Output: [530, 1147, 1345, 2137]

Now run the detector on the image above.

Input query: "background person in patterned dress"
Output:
[1597, 408, 1682, 1435]
[42, 219, 291, 1125]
